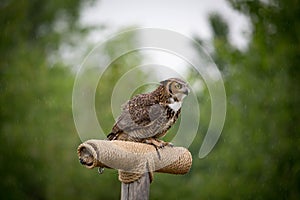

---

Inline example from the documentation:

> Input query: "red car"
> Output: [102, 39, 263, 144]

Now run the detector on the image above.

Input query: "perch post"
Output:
[78, 140, 192, 200]
[121, 173, 150, 200]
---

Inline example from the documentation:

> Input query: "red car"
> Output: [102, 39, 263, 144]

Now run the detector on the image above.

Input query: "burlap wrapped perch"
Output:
[77, 140, 192, 183]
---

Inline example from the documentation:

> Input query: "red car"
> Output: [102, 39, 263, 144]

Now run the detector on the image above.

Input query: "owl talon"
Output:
[159, 142, 173, 148]
[143, 138, 173, 149]
[167, 142, 174, 147]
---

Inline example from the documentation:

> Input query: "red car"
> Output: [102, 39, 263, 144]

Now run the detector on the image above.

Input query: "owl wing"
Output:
[115, 94, 168, 139]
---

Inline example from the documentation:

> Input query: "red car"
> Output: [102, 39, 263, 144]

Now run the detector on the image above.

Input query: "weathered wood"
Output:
[121, 173, 150, 200]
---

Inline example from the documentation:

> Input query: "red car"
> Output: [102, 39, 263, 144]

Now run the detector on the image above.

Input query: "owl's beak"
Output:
[183, 87, 190, 95]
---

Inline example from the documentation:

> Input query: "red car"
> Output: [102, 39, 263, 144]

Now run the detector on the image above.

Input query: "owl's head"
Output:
[160, 78, 190, 101]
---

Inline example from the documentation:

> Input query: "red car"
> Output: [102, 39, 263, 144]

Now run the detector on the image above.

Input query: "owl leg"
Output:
[143, 138, 173, 148]
[143, 138, 173, 160]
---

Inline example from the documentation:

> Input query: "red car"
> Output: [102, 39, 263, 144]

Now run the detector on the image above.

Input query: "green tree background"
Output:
[0, 0, 299, 199]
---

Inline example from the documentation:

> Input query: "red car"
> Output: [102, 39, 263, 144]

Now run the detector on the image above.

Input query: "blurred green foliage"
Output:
[1, 0, 299, 199]
[152, 1, 300, 199]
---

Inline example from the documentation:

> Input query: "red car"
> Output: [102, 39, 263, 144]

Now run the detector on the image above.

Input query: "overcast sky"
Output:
[80, 0, 251, 49]
[74, 0, 252, 80]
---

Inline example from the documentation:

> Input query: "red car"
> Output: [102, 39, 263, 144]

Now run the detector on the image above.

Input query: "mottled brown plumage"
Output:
[107, 78, 190, 148]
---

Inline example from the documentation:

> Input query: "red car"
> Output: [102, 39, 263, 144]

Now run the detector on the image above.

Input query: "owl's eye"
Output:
[175, 83, 182, 89]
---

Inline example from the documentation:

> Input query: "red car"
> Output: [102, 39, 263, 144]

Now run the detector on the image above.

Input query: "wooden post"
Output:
[77, 140, 192, 200]
[121, 173, 150, 200]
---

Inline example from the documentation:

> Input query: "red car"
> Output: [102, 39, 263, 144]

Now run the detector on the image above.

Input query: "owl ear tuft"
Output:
[160, 80, 169, 86]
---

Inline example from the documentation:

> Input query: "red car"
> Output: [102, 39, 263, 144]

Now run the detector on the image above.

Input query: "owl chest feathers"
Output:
[154, 103, 180, 138]
[168, 101, 182, 112]
[162, 98, 182, 131]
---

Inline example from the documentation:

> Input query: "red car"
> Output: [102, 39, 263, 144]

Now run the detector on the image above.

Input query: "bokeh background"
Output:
[1, 0, 299, 199]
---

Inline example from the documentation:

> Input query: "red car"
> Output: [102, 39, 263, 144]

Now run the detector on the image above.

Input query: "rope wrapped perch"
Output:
[77, 140, 192, 183]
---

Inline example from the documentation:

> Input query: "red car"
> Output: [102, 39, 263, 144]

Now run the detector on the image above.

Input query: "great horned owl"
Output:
[107, 78, 190, 148]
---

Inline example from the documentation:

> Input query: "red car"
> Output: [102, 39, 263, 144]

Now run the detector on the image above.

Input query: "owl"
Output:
[107, 78, 190, 148]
